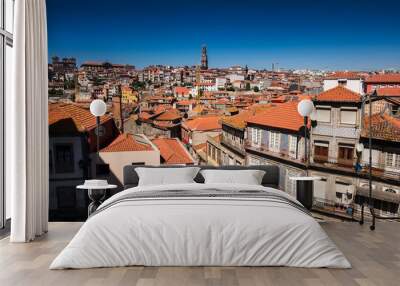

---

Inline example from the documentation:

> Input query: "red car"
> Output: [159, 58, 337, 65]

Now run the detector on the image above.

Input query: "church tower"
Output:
[201, 45, 208, 70]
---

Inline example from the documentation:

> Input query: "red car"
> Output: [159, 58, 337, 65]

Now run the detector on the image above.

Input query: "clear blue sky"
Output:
[47, 0, 400, 70]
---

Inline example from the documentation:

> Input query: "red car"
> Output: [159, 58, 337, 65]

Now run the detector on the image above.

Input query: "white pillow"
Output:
[136, 167, 200, 186]
[200, 169, 266, 185]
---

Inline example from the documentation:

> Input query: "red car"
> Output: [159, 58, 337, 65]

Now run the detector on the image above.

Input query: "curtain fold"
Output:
[9, 0, 49, 242]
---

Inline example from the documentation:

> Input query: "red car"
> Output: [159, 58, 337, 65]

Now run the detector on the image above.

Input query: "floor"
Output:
[0, 221, 399, 286]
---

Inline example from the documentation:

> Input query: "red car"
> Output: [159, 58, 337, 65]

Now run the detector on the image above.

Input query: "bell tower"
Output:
[201, 45, 208, 70]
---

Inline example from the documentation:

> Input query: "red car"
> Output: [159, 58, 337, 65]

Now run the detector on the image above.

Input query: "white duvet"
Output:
[50, 183, 351, 269]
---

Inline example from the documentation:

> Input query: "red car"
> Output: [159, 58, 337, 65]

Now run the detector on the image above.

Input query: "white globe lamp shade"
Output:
[310, 108, 317, 121]
[90, 99, 107, 117]
[297, 99, 314, 117]
[356, 143, 364, 153]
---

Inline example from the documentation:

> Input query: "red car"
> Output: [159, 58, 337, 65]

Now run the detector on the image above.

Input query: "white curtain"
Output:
[9, 0, 49, 242]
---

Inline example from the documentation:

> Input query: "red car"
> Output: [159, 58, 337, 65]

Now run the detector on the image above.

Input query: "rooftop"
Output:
[361, 113, 400, 142]
[48, 103, 112, 132]
[325, 71, 364, 80]
[151, 137, 194, 165]
[315, 86, 361, 103]
[376, 87, 400, 97]
[365, 73, 400, 83]
[100, 133, 153, 152]
[246, 101, 305, 132]
[222, 104, 272, 130]
[182, 116, 222, 131]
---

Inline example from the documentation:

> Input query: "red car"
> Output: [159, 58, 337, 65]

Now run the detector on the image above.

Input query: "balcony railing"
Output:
[337, 158, 354, 167]
[221, 137, 246, 155]
[245, 141, 304, 165]
[313, 154, 328, 164]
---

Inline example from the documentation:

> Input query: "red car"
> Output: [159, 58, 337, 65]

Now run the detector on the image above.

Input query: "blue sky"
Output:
[47, 0, 400, 70]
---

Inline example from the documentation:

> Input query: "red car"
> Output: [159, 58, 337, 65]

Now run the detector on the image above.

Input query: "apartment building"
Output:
[323, 72, 365, 94]
[244, 102, 307, 197]
[206, 105, 271, 166]
[48, 103, 119, 221]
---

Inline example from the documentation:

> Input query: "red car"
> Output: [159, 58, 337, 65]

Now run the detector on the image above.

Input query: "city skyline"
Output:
[47, 0, 400, 70]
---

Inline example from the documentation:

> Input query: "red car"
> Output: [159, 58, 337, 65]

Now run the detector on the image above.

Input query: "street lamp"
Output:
[297, 99, 315, 168]
[90, 99, 107, 159]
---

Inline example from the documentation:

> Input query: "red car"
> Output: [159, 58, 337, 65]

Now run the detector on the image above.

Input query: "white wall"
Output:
[323, 79, 364, 94]
[99, 150, 160, 184]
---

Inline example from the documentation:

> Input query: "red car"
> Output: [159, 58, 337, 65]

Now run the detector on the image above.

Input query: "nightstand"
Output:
[77, 181, 117, 216]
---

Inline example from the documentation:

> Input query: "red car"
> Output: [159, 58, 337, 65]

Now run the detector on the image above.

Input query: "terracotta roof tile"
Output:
[246, 102, 305, 131]
[222, 104, 272, 130]
[48, 103, 112, 132]
[155, 109, 182, 121]
[315, 86, 361, 102]
[152, 138, 194, 165]
[100, 134, 153, 152]
[325, 72, 364, 80]
[182, 116, 222, 131]
[365, 74, 400, 83]
[376, 88, 400, 97]
[174, 87, 190, 94]
[361, 114, 400, 142]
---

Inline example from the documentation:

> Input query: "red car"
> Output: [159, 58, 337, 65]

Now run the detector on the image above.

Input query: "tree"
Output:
[245, 82, 251, 91]
[253, 86, 260, 92]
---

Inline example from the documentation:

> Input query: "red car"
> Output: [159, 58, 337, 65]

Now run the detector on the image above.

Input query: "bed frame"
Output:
[123, 165, 280, 189]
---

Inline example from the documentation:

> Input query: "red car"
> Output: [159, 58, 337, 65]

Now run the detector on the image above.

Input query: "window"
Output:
[314, 141, 329, 163]
[338, 143, 354, 166]
[1, 0, 14, 229]
[338, 80, 347, 87]
[385, 153, 400, 170]
[288, 135, 297, 156]
[55, 144, 75, 173]
[340, 108, 357, 125]
[251, 128, 261, 146]
[269, 131, 280, 152]
[316, 107, 331, 123]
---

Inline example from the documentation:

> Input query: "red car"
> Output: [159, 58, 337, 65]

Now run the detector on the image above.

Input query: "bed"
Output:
[50, 165, 351, 269]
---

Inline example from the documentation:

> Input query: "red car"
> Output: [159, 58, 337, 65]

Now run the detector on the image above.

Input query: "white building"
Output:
[323, 72, 365, 95]
[226, 74, 245, 83]
[215, 77, 227, 89]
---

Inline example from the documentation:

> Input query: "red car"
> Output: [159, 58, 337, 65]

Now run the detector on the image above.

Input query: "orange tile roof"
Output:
[361, 114, 400, 142]
[222, 105, 272, 130]
[315, 86, 361, 102]
[177, 100, 196, 106]
[325, 71, 364, 80]
[100, 134, 153, 152]
[155, 109, 182, 121]
[152, 138, 194, 165]
[182, 116, 222, 131]
[376, 88, 400, 97]
[365, 74, 400, 83]
[48, 103, 112, 132]
[174, 86, 190, 94]
[246, 101, 305, 131]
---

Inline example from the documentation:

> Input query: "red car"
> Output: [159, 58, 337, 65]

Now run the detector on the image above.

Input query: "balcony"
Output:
[245, 141, 305, 167]
[313, 154, 329, 164]
[337, 157, 354, 167]
[221, 136, 246, 156]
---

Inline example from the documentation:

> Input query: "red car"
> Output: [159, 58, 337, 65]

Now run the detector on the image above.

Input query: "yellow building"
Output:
[121, 85, 137, 104]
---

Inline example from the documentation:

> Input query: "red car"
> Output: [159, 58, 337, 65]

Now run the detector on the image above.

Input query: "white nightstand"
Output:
[77, 181, 117, 216]
[289, 177, 321, 210]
